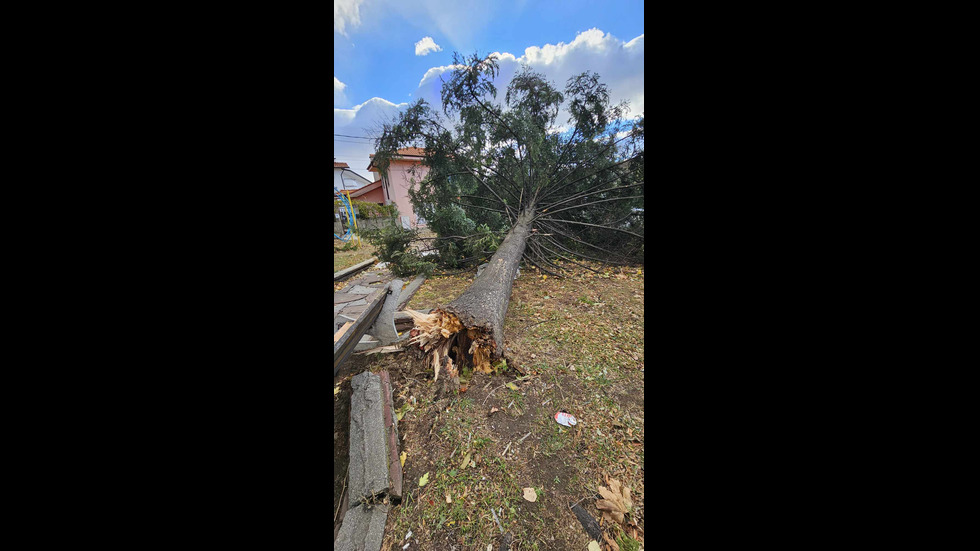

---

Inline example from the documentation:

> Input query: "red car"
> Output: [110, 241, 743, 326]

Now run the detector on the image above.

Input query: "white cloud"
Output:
[517, 29, 644, 117]
[334, 28, 644, 178]
[335, 0, 365, 37]
[334, 77, 349, 107]
[334, 97, 411, 179]
[414, 36, 443, 56]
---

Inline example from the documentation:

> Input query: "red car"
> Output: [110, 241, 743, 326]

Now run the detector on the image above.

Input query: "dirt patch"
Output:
[333, 374, 353, 528]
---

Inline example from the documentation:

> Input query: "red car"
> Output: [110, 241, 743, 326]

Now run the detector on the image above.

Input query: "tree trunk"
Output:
[408, 207, 534, 376]
[446, 207, 533, 360]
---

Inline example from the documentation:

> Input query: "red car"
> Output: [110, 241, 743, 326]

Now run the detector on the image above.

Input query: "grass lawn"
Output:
[334, 260, 644, 551]
[334, 238, 377, 273]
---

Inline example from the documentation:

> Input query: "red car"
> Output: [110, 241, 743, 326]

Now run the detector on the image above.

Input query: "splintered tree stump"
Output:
[405, 309, 497, 379]
[406, 210, 533, 381]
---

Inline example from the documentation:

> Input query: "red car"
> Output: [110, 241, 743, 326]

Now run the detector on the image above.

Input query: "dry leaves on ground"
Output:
[596, 478, 633, 526]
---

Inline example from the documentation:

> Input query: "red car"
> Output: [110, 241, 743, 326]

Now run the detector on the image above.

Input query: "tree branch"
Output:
[523, 243, 564, 277]
[535, 239, 603, 273]
[539, 152, 640, 203]
[458, 201, 507, 215]
[533, 195, 644, 221]
[538, 218, 644, 239]
[539, 168, 644, 212]
[465, 167, 515, 224]
[536, 221, 634, 264]
[542, 234, 623, 267]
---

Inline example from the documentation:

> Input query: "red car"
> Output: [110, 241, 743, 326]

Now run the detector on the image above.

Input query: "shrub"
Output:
[351, 200, 398, 220]
[334, 240, 359, 252]
[363, 225, 435, 278]
[427, 205, 502, 268]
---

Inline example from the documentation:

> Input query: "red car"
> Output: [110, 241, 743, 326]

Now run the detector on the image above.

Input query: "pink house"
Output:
[366, 147, 429, 228]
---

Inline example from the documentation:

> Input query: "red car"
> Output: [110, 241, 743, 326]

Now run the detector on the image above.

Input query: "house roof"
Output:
[367, 147, 426, 171]
[334, 161, 350, 168]
[348, 180, 383, 198]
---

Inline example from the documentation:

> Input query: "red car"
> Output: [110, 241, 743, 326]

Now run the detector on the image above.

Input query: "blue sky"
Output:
[335, 0, 644, 180]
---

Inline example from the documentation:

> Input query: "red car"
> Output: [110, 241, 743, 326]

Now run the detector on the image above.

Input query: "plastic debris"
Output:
[587, 540, 601, 551]
[555, 411, 577, 427]
[490, 507, 504, 534]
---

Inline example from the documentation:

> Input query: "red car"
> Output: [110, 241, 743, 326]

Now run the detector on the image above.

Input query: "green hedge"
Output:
[350, 199, 398, 220]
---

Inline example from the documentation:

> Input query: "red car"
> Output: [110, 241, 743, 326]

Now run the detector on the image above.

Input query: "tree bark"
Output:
[409, 207, 534, 376]
[444, 207, 534, 368]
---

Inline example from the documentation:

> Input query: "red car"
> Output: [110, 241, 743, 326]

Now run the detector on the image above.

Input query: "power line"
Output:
[333, 133, 380, 140]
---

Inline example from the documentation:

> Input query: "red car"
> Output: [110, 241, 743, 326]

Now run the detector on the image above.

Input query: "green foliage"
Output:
[362, 225, 435, 278]
[373, 50, 644, 272]
[617, 534, 641, 551]
[423, 205, 503, 268]
[334, 240, 359, 252]
[350, 199, 398, 220]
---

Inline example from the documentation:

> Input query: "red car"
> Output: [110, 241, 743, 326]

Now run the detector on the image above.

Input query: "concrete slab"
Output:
[378, 370, 402, 501]
[349, 371, 390, 502]
[343, 304, 368, 316]
[335, 293, 368, 304]
[354, 337, 381, 352]
[348, 285, 377, 295]
[334, 502, 388, 551]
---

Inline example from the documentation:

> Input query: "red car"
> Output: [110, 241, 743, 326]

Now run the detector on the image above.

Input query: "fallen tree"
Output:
[373, 52, 644, 381]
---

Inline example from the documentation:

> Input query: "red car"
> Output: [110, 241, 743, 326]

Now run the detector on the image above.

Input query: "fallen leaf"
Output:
[522, 487, 537, 502]
[419, 472, 429, 487]
[460, 452, 471, 469]
[595, 477, 633, 526]
[489, 407, 500, 414]
[400, 451, 406, 467]
[588, 541, 601, 551]
[334, 385, 340, 395]
[446, 493, 452, 503]
[505, 382, 519, 391]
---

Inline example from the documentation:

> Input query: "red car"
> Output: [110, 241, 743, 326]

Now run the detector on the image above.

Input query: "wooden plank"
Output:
[334, 321, 353, 343]
[334, 284, 389, 376]
[378, 370, 402, 501]
[354, 345, 403, 355]
[334, 257, 377, 282]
